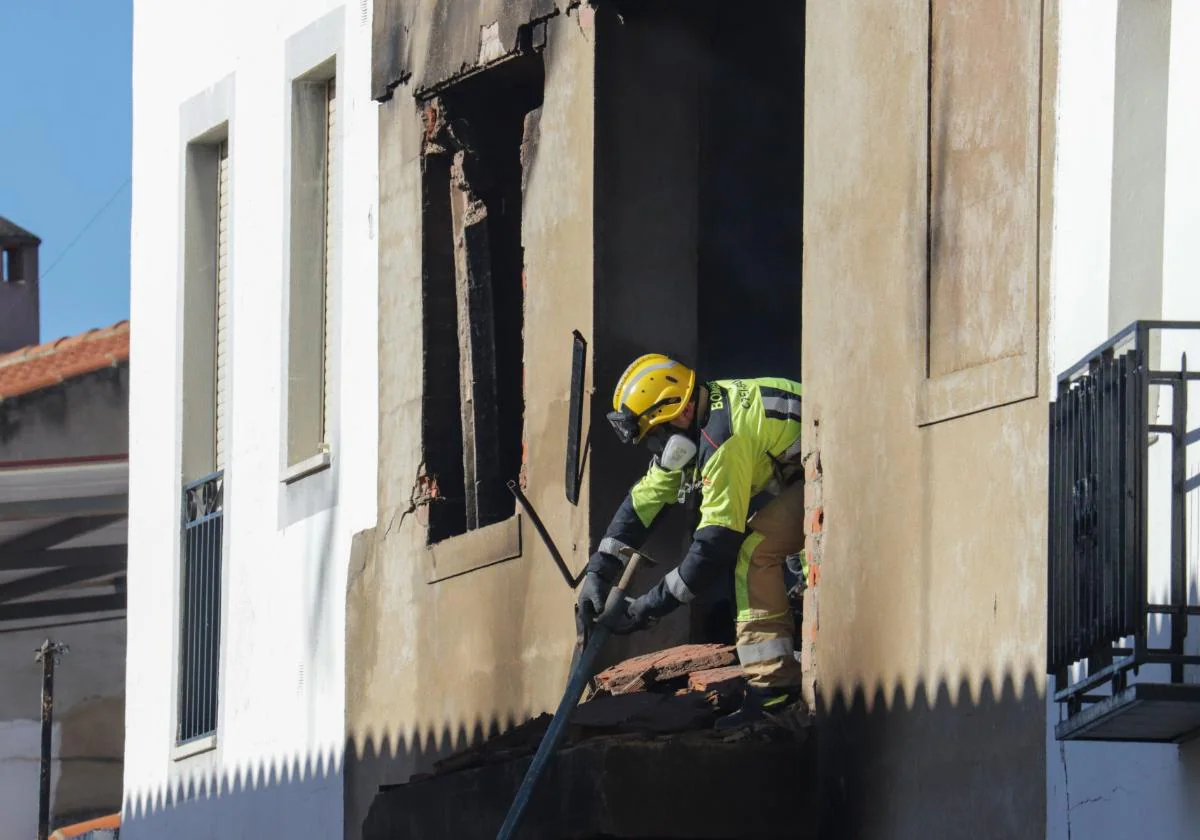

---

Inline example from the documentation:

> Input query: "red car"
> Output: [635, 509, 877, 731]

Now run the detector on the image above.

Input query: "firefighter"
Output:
[577, 353, 807, 729]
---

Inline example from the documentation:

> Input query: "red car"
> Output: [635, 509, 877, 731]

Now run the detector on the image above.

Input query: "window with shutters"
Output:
[284, 65, 338, 479]
[178, 126, 230, 752]
[215, 140, 230, 470]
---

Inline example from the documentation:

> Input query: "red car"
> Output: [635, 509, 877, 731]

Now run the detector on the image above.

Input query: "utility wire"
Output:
[40, 176, 132, 280]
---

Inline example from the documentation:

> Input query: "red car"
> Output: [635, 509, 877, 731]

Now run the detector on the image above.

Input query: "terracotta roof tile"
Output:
[0, 321, 130, 401]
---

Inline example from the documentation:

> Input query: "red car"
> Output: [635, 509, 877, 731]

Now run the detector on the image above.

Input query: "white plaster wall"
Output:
[123, 0, 378, 836]
[0, 720, 59, 840]
[1047, 2, 1200, 838]
[0, 620, 126, 840]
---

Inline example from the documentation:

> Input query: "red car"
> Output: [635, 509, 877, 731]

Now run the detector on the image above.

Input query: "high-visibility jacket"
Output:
[598, 377, 803, 606]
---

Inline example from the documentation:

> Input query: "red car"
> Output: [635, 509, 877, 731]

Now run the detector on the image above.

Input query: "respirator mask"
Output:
[644, 426, 698, 471]
[606, 402, 698, 472]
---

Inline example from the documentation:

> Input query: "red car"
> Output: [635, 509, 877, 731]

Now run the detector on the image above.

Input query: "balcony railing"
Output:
[178, 470, 223, 744]
[1049, 321, 1200, 742]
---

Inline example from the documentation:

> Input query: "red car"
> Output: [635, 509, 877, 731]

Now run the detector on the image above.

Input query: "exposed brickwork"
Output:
[802, 446, 824, 577]
[800, 441, 823, 707]
[0, 321, 129, 401]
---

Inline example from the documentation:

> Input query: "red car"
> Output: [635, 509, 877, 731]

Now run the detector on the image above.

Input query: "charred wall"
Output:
[696, 5, 804, 383]
[592, 0, 805, 657]
[356, 0, 809, 835]
[591, 1, 706, 663]
[349, 8, 596, 840]
[371, 0, 559, 100]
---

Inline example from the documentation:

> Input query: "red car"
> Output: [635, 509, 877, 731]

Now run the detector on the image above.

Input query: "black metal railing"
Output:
[1049, 341, 1145, 678]
[1049, 320, 1200, 726]
[178, 470, 223, 744]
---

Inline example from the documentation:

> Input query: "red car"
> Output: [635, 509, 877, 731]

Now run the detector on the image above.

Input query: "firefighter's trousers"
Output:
[735, 480, 805, 689]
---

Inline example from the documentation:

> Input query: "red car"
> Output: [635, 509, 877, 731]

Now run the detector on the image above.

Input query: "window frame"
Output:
[280, 11, 344, 485]
[415, 52, 545, 576]
[914, 0, 1053, 426]
[173, 72, 236, 763]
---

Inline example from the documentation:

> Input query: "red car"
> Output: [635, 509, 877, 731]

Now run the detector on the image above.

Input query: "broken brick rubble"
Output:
[688, 664, 747, 693]
[593, 643, 737, 695]
[418, 645, 780, 785]
[371, 644, 813, 838]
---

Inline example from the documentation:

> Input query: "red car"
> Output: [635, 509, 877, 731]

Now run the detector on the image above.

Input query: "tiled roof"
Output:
[0, 321, 130, 401]
[0, 215, 40, 244]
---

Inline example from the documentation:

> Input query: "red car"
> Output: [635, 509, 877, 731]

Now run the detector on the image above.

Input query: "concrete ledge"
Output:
[423, 514, 522, 583]
[364, 729, 817, 839]
[281, 450, 332, 484]
[172, 733, 216, 762]
[1056, 682, 1200, 744]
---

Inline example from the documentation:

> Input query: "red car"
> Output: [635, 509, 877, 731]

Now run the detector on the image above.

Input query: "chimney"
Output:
[0, 215, 41, 354]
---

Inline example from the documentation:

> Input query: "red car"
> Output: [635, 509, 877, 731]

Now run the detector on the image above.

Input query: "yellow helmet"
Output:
[606, 353, 696, 444]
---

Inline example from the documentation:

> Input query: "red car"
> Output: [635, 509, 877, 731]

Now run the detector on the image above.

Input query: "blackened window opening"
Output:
[421, 53, 544, 543]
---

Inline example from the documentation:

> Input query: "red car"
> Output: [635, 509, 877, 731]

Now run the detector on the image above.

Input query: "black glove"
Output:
[607, 582, 681, 636]
[575, 550, 624, 638]
[575, 572, 610, 639]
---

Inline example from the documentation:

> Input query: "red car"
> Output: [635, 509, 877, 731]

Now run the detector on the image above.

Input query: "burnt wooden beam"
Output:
[0, 562, 126, 604]
[0, 516, 124, 554]
[0, 593, 126, 622]
[420, 150, 469, 542]
[0, 545, 127, 572]
[451, 152, 503, 529]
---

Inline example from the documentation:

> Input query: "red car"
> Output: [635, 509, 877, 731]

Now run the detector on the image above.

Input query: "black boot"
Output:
[714, 684, 803, 731]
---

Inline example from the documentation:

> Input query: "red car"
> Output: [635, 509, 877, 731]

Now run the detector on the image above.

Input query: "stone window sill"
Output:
[282, 450, 332, 484]
[424, 514, 523, 583]
[173, 733, 216, 762]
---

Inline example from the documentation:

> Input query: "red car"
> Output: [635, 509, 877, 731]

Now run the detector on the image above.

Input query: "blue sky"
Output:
[0, 1, 132, 343]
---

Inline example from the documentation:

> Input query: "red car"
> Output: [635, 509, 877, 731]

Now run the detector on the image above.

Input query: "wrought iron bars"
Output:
[178, 470, 223, 744]
[1049, 320, 1200, 715]
[1048, 346, 1144, 681]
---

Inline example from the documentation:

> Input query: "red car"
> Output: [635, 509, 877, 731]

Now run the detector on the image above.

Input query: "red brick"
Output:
[803, 450, 822, 481]
[804, 479, 822, 510]
[807, 562, 821, 589]
[651, 644, 736, 682]
[805, 506, 824, 535]
[687, 665, 745, 693]
[594, 644, 737, 695]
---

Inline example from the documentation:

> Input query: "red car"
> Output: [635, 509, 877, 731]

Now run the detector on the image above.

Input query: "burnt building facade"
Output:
[348, 1, 1051, 838]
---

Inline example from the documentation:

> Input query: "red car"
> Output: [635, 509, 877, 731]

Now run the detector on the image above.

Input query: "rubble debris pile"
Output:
[364, 645, 816, 839]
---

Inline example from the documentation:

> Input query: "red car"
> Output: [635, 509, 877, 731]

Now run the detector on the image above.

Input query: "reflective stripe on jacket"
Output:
[598, 377, 803, 607]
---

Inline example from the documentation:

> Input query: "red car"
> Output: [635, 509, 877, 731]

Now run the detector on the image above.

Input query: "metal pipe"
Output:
[507, 480, 582, 589]
[495, 549, 648, 839]
[565, 331, 587, 506]
[35, 640, 67, 840]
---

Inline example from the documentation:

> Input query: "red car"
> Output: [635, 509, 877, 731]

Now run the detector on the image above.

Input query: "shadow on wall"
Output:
[819, 672, 1045, 840]
[119, 670, 1046, 840]
[119, 748, 344, 839]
